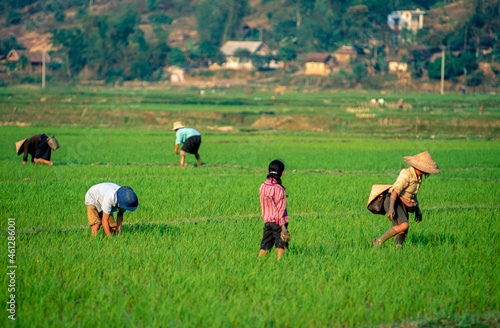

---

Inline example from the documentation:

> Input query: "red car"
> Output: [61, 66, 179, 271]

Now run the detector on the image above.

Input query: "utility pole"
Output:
[440, 46, 445, 95]
[42, 49, 46, 89]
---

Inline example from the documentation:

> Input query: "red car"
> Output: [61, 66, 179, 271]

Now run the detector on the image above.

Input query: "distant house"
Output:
[304, 53, 332, 75]
[333, 46, 358, 67]
[220, 41, 270, 70]
[6, 49, 51, 73]
[388, 9, 425, 32]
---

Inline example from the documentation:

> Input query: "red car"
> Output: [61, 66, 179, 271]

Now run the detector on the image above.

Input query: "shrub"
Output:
[465, 70, 483, 86]
[7, 10, 23, 25]
[54, 11, 65, 22]
[149, 13, 172, 25]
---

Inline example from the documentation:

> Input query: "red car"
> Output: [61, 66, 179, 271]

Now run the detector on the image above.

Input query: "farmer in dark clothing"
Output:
[16, 134, 59, 165]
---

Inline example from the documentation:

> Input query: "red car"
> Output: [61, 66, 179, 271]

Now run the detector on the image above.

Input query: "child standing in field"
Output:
[259, 160, 291, 260]
[85, 182, 139, 236]
[172, 121, 202, 167]
[372, 151, 440, 248]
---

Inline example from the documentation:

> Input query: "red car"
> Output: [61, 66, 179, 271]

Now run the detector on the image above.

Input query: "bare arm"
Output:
[387, 190, 398, 220]
[116, 211, 124, 235]
[175, 144, 180, 154]
[101, 213, 112, 237]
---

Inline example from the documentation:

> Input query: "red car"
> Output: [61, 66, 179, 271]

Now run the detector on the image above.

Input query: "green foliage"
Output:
[233, 48, 251, 59]
[196, 0, 249, 46]
[7, 10, 23, 25]
[5, 0, 37, 9]
[0, 89, 499, 326]
[0, 36, 24, 54]
[198, 41, 225, 64]
[352, 61, 368, 83]
[54, 10, 65, 22]
[52, 28, 86, 77]
[277, 46, 296, 62]
[465, 70, 483, 86]
[149, 13, 172, 25]
[428, 52, 479, 80]
[169, 47, 186, 66]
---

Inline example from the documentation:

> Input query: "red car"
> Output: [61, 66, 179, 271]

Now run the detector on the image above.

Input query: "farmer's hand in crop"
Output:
[175, 144, 180, 155]
[101, 213, 113, 237]
[280, 225, 291, 242]
[415, 208, 422, 223]
[280, 225, 287, 239]
[23, 161, 27, 165]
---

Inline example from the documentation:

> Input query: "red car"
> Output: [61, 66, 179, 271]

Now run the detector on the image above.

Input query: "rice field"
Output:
[1, 89, 499, 327]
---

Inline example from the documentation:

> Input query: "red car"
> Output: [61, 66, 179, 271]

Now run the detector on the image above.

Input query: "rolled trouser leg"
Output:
[395, 226, 408, 246]
[372, 227, 399, 248]
[390, 200, 409, 247]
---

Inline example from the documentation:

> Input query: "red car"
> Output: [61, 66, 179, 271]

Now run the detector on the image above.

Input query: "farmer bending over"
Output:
[172, 121, 202, 167]
[85, 183, 139, 236]
[372, 151, 440, 248]
[16, 134, 59, 165]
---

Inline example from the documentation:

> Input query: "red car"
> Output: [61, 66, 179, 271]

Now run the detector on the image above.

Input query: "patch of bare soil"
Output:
[425, 1, 469, 32]
[251, 114, 326, 131]
[0, 121, 32, 127]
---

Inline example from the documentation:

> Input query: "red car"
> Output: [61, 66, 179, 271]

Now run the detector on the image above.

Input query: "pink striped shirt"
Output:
[259, 178, 289, 226]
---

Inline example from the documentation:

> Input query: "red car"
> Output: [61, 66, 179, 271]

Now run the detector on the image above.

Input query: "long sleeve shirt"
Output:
[175, 128, 201, 145]
[259, 178, 289, 226]
[22, 134, 43, 162]
[389, 167, 422, 205]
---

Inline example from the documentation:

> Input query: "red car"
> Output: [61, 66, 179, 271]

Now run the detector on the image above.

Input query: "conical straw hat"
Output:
[15, 139, 27, 155]
[172, 121, 185, 130]
[403, 151, 441, 174]
[47, 136, 59, 150]
[367, 184, 392, 207]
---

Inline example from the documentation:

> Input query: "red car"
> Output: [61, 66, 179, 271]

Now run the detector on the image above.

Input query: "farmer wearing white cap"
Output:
[372, 151, 440, 248]
[85, 183, 139, 236]
[15, 134, 59, 165]
[172, 121, 202, 167]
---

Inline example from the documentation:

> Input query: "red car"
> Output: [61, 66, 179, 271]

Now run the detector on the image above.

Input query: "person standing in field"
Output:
[259, 159, 291, 260]
[15, 134, 59, 165]
[172, 121, 202, 167]
[372, 151, 440, 248]
[85, 183, 139, 236]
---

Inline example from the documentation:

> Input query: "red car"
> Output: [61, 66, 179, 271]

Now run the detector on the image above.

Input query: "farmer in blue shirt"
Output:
[172, 121, 202, 167]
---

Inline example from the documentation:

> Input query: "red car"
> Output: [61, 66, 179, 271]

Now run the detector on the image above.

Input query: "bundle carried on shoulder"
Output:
[366, 184, 392, 215]
[15, 139, 28, 155]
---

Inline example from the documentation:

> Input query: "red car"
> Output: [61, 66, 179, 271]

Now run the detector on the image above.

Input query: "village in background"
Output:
[0, 0, 499, 92]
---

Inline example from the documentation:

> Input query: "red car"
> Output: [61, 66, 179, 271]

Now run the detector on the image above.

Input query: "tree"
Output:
[51, 28, 86, 77]
[198, 41, 225, 64]
[169, 48, 186, 66]
[0, 36, 24, 55]
[233, 48, 251, 60]
[196, 0, 249, 47]
[277, 46, 296, 62]
[343, 5, 370, 44]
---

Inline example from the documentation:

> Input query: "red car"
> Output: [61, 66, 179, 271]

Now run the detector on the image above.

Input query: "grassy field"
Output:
[1, 89, 499, 327]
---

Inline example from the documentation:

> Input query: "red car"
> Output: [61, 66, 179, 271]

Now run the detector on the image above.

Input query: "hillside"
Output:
[0, 0, 498, 89]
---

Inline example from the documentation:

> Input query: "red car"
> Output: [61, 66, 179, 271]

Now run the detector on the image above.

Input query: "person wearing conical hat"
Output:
[372, 151, 440, 248]
[85, 183, 139, 236]
[16, 134, 59, 165]
[172, 121, 202, 167]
